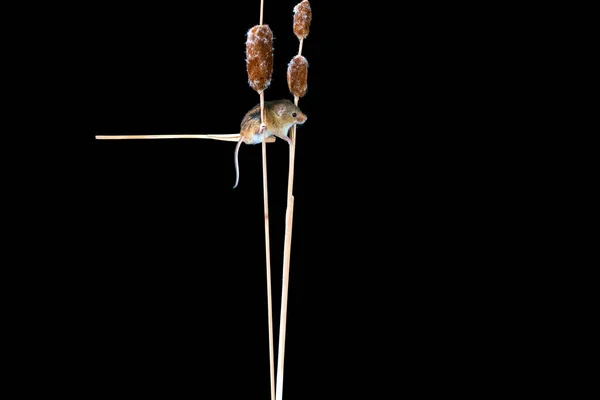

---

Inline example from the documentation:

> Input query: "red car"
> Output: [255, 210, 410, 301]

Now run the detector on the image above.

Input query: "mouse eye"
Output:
[292, 112, 297, 117]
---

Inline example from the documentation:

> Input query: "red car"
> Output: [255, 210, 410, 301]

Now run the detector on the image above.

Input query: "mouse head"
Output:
[273, 99, 307, 125]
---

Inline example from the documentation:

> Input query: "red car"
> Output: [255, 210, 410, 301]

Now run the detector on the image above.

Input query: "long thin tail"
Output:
[233, 138, 244, 189]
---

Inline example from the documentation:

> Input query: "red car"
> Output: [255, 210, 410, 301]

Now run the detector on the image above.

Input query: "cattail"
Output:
[293, 1, 312, 40]
[246, 25, 274, 93]
[287, 55, 308, 98]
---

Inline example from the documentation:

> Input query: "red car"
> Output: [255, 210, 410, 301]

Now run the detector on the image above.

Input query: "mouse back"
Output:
[239, 104, 263, 143]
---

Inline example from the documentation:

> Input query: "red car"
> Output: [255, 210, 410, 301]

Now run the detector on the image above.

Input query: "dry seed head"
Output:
[245, 25, 274, 92]
[293, 1, 312, 40]
[287, 55, 308, 98]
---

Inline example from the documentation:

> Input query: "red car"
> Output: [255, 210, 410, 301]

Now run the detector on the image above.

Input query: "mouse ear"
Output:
[275, 103, 287, 117]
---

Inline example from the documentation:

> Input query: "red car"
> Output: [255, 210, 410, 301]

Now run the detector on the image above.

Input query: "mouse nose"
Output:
[297, 113, 307, 124]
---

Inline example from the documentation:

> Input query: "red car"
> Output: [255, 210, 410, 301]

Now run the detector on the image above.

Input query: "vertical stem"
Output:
[259, 91, 275, 400]
[275, 195, 294, 400]
[275, 95, 300, 400]
[260, 0, 265, 25]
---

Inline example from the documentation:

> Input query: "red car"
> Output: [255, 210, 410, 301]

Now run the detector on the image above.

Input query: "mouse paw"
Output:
[259, 122, 267, 134]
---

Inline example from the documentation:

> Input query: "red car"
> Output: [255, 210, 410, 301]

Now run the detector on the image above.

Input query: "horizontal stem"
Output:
[95, 134, 276, 143]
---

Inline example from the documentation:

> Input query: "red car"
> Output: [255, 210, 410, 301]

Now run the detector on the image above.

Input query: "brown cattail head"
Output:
[287, 55, 308, 98]
[293, 1, 312, 40]
[246, 25, 274, 92]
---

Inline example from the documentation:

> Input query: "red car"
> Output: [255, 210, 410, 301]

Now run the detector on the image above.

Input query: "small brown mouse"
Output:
[233, 99, 307, 189]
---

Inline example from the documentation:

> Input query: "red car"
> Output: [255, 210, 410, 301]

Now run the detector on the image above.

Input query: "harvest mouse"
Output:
[233, 99, 307, 189]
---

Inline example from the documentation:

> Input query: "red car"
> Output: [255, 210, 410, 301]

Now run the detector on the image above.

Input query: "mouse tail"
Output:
[233, 137, 243, 189]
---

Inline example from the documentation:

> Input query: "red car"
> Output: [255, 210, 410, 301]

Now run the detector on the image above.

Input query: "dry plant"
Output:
[94, 2, 313, 399]
[245, 1, 277, 399]
[276, 2, 311, 400]
[95, 134, 276, 142]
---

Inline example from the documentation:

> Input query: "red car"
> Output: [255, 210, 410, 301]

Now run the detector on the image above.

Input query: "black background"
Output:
[22, 1, 517, 397]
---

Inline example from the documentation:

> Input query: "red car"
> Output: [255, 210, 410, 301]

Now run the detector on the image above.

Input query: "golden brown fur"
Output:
[240, 99, 307, 144]
[233, 99, 307, 188]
